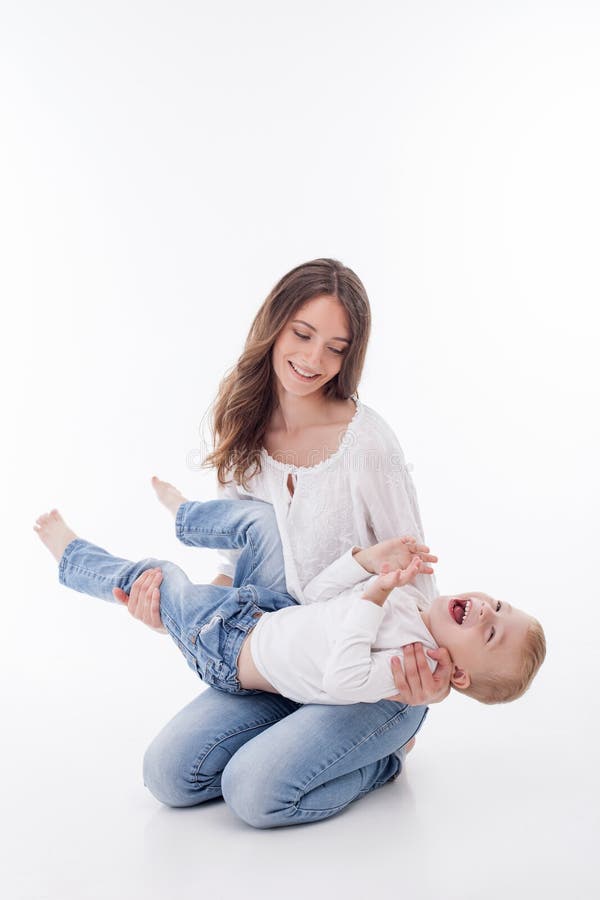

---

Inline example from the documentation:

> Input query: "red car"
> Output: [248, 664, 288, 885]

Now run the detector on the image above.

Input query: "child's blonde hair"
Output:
[460, 617, 546, 705]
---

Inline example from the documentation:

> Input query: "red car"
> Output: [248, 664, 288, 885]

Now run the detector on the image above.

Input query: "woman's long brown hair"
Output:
[203, 258, 372, 487]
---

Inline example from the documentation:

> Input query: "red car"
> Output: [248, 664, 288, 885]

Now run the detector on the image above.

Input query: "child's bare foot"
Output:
[151, 476, 188, 517]
[404, 737, 416, 755]
[34, 509, 77, 562]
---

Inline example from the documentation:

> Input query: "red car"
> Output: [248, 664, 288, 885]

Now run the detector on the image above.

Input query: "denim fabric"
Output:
[147, 498, 430, 826]
[59, 498, 430, 826]
[175, 498, 288, 593]
[59, 543, 294, 694]
[143, 689, 428, 826]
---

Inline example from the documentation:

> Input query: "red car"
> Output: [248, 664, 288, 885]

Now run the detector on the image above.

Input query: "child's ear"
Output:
[450, 666, 471, 690]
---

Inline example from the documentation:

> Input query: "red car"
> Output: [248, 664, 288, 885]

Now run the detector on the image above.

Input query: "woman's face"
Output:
[271, 295, 351, 397]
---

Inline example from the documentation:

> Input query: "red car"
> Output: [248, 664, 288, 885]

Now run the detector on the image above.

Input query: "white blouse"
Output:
[215, 400, 437, 605]
[250, 549, 437, 705]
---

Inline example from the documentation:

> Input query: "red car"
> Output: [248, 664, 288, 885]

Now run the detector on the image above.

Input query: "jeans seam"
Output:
[59, 560, 127, 586]
[290, 705, 414, 813]
[294, 776, 393, 816]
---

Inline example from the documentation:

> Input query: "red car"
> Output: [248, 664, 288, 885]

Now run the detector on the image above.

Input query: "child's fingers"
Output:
[398, 557, 421, 584]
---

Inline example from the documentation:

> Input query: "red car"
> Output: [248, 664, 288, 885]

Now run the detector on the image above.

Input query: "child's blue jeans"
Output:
[59, 499, 429, 827]
[59, 501, 296, 693]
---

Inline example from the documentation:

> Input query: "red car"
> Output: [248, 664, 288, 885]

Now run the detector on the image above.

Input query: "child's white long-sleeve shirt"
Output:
[250, 549, 438, 705]
[215, 401, 437, 606]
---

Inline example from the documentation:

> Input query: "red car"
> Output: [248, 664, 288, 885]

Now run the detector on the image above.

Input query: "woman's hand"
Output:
[113, 569, 167, 633]
[354, 537, 437, 576]
[388, 643, 452, 705]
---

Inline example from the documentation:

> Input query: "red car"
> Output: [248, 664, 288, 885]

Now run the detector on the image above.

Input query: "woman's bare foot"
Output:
[151, 476, 188, 517]
[34, 509, 77, 562]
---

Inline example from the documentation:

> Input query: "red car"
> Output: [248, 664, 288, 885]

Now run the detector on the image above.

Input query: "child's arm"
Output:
[321, 561, 437, 704]
[303, 537, 436, 605]
[302, 547, 371, 604]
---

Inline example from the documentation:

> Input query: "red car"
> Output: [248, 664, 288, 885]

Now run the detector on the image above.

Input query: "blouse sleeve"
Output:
[356, 415, 438, 603]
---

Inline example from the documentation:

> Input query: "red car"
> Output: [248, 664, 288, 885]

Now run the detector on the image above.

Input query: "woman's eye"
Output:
[328, 346, 344, 355]
[293, 331, 310, 341]
[487, 627, 496, 643]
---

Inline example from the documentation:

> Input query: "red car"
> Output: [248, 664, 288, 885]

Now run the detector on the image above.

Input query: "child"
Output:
[34, 481, 546, 706]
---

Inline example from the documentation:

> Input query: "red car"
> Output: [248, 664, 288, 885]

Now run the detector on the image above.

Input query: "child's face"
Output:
[426, 592, 533, 688]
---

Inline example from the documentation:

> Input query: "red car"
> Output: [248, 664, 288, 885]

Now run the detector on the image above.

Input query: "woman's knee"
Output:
[142, 690, 293, 810]
[142, 716, 229, 808]
[142, 732, 209, 808]
[221, 749, 287, 828]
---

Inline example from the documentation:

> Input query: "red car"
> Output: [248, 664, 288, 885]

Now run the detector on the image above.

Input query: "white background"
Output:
[2, 1, 599, 898]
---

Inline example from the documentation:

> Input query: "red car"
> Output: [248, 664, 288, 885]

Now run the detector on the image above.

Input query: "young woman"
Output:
[119, 258, 452, 827]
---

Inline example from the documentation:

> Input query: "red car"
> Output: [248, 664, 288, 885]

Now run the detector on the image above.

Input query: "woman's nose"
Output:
[304, 344, 323, 368]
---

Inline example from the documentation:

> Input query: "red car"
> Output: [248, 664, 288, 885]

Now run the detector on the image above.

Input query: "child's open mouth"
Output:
[449, 598, 472, 625]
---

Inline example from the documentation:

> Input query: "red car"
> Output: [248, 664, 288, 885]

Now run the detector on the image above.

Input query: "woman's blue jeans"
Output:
[147, 499, 429, 827]
[60, 499, 429, 827]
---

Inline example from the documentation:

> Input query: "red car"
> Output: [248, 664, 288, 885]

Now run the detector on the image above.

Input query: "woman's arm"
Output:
[356, 415, 452, 702]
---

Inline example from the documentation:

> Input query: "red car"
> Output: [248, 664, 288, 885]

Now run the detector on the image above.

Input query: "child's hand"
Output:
[354, 537, 437, 576]
[361, 558, 423, 606]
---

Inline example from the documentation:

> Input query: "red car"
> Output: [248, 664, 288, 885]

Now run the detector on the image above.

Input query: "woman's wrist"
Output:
[352, 546, 375, 574]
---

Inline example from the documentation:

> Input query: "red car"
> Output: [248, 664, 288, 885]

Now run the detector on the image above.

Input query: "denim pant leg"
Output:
[143, 502, 429, 820]
[58, 539, 292, 691]
[143, 690, 300, 806]
[221, 700, 429, 828]
[175, 499, 287, 591]
[59, 538, 168, 602]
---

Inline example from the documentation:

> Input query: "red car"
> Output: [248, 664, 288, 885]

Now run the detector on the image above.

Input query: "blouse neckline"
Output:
[260, 399, 363, 476]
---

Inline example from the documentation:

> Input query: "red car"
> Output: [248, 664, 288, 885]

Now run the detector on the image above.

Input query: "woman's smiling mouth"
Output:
[288, 360, 320, 381]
